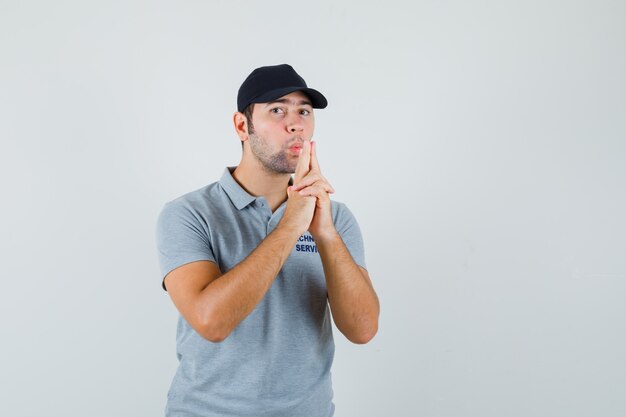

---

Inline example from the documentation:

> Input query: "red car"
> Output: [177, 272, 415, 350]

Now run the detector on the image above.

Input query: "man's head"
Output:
[233, 65, 327, 174]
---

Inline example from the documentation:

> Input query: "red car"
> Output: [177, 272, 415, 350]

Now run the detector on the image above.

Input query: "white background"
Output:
[1, 1, 625, 416]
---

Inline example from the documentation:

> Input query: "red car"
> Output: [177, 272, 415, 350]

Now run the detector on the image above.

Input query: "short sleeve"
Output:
[333, 202, 367, 270]
[156, 200, 216, 290]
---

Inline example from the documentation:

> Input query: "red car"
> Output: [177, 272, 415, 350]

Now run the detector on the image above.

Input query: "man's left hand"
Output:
[291, 141, 337, 243]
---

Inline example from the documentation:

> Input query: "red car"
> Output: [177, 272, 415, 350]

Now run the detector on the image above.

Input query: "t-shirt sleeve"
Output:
[333, 202, 367, 270]
[156, 200, 216, 290]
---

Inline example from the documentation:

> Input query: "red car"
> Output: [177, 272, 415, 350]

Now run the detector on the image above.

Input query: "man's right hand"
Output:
[279, 141, 317, 235]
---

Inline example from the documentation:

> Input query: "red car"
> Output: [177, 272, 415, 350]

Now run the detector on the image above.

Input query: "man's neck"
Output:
[232, 161, 291, 213]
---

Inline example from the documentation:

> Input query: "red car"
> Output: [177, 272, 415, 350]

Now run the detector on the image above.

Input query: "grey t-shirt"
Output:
[156, 167, 366, 417]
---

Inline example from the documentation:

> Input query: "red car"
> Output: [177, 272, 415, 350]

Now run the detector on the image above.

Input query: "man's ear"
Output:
[233, 112, 249, 142]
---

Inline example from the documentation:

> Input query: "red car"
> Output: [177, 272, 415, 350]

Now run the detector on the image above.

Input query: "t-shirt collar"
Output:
[218, 166, 293, 211]
[219, 167, 257, 210]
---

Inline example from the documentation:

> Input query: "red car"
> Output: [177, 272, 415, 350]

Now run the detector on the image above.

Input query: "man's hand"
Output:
[290, 141, 337, 242]
[278, 141, 317, 236]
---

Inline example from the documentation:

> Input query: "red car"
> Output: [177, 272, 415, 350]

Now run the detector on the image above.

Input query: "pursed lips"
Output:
[287, 139, 304, 152]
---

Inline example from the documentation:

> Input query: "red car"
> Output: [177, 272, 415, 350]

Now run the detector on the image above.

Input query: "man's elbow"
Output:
[199, 328, 227, 343]
[196, 311, 232, 343]
[347, 324, 378, 345]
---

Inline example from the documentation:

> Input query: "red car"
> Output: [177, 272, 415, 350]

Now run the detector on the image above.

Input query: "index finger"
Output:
[310, 141, 321, 172]
[294, 140, 311, 182]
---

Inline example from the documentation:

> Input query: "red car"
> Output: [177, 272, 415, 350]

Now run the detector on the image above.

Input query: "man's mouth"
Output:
[288, 141, 303, 153]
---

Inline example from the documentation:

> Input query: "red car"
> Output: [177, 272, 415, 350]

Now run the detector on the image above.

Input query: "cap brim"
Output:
[251, 87, 328, 109]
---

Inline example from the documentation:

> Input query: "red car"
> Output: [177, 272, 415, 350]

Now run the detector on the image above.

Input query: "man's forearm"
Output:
[316, 232, 380, 344]
[198, 223, 301, 341]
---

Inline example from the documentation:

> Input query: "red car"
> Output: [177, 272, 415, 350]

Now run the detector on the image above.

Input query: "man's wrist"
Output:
[311, 228, 340, 246]
[275, 220, 307, 239]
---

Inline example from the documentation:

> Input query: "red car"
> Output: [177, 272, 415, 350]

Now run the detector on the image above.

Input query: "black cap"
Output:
[237, 64, 328, 112]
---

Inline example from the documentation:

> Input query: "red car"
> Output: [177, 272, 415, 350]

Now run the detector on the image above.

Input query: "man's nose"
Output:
[286, 114, 304, 133]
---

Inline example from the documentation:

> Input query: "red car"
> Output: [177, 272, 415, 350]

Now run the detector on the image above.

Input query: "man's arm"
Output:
[292, 141, 380, 344]
[165, 221, 304, 343]
[165, 148, 317, 343]
[316, 232, 380, 344]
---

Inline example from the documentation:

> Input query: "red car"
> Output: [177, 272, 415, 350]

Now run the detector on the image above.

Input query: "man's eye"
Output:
[300, 109, 310, 116]
[270, 108, 284, 114]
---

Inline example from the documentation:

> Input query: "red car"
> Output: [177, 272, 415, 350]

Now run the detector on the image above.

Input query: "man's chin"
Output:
[266, 165, 296, 175]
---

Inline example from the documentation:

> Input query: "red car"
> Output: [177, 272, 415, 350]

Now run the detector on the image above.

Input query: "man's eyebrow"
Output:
[263, 98, 313, 107]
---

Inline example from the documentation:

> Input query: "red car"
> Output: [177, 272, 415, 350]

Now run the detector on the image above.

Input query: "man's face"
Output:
[246, 91, 315, 174]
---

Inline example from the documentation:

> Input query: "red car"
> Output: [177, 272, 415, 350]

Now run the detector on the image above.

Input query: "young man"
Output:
[156, 64, 379, 417]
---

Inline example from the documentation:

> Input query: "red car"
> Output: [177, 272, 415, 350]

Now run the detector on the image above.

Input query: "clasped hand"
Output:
[283, 141, 337, 242]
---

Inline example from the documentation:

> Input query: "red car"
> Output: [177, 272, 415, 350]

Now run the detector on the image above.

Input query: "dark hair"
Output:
[244, 104, 255, 134]
[241, 104, 255, 149]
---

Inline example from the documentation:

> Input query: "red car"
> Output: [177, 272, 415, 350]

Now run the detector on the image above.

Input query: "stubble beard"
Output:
[248, 132, 299, 175]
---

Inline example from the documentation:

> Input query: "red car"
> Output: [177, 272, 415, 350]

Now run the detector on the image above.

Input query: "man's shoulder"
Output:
[158, 179, 226, 224]
[165, 180, 221, 208]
